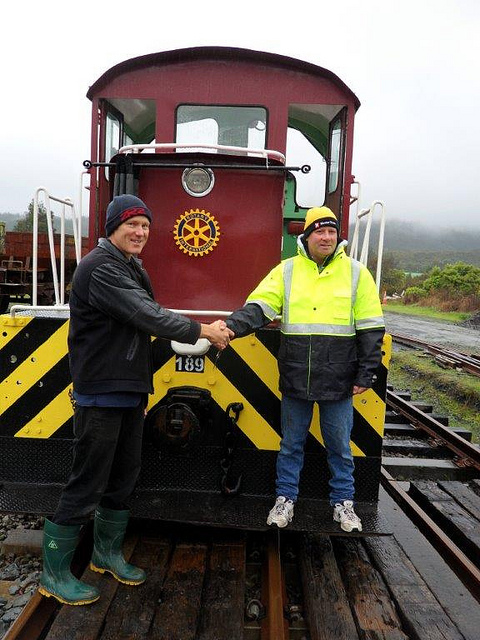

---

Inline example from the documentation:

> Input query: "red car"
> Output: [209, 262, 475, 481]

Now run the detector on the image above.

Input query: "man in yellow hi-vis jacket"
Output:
[226, 207, 385, 532]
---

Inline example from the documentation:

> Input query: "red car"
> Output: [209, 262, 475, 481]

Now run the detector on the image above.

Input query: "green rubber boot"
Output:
[39, 519, 100, 605]
[90, 506, 146, 585]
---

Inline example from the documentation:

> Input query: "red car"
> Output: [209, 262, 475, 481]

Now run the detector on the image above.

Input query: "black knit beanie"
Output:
[105, 195, 152, 237]
[303, 206, 339, 240]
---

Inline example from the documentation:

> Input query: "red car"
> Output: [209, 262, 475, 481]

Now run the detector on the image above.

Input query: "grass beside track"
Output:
[384, 302, 471, 324]
[389, 348, 480, 444]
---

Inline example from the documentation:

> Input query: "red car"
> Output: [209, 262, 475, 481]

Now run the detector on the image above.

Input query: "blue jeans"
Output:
[276, 395, 355, 504]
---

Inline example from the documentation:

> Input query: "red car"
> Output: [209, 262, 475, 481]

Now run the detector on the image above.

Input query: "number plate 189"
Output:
[175, 355, 205, 373]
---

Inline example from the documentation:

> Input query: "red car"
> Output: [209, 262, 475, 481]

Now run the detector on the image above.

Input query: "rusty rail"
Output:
[262, 530, 289, 640]
[380, 468, 480, 603]
[391, 332, 480, 377]
[386, 389, 480, 471]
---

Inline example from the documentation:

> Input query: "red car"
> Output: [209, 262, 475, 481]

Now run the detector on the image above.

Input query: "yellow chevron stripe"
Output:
[232, 333, 390, 453]
[230, 336, 281, 399]
[349, 441, 365, 457]
[0, 315, 34, 349]
[149, 356, 281, 451]
[353, 389, 386, 436]
[382, 333, 392, 367]
[0, 322, 69, 413]
[351, 334, 390, 438]
[6, 329, 390, 453]
[309, 403, 323, 445]
[309, 403, 366, 456]
[230, 335, 380, 455]
[15, 384, 73, 438]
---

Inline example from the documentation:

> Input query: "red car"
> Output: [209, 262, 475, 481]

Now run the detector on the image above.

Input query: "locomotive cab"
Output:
[0, 48, 391, 534]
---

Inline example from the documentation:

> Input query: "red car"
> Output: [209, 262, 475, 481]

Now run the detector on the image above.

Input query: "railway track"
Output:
[4, 514, 480, 640]
[385, 389, 480, 473]
[381, 385, 480, 608]
[391, 332, 480, 377]
[2, 389, 480, 640]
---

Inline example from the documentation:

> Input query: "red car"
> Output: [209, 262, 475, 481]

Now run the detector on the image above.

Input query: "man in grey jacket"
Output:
[39, 195, 230, 606]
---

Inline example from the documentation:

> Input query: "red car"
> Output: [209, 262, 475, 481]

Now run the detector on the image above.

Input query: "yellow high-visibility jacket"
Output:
[228, 240, 385, 401]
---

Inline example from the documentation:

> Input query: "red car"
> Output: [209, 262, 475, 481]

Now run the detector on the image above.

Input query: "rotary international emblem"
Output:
[173, 209, 220, 257]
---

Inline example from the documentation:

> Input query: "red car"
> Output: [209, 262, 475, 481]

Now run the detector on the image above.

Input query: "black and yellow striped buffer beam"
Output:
[1, 315, 391, 457]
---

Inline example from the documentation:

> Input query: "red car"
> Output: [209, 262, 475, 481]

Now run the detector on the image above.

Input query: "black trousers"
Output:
[53, 403, 145, 526]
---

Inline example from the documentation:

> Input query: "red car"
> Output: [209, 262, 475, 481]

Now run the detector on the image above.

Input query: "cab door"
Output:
[325, 107, 347, 226]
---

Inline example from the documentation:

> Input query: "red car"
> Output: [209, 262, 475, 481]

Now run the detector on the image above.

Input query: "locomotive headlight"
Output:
[182, 166, 215, 197]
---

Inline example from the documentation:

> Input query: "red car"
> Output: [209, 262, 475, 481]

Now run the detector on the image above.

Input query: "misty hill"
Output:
[349, 218, 480, 251]
[2, 212, 478, 272]
[349, 218, 480, 271]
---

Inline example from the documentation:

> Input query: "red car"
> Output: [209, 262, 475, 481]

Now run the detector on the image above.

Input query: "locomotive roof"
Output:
[87, 46, 360, 109]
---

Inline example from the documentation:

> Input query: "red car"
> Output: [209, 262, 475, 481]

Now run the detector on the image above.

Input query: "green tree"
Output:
[404, 286, 427, 303]
[422, 262, 480, 296]
[13, 200, 56, 233]
[382, 268, 406, 295]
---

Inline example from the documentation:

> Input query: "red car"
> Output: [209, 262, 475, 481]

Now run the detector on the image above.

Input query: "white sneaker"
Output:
[266, 496, 294, 528]
[333, 500, 362, 532]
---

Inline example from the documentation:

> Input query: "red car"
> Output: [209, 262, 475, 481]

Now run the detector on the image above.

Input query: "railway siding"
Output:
[409, 481, 480, 569]
[364, 535, 466, 640]
[299, 534, 362, 639]
[3, 384, 480, 638]
[333, 536, 408, 639]
[4, 522, 479, 640]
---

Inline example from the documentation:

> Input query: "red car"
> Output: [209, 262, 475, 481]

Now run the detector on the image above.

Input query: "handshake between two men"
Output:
[199, 320, 235, 351]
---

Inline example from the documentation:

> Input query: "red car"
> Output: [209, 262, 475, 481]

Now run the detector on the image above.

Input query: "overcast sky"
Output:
[1, 0, 479, 229]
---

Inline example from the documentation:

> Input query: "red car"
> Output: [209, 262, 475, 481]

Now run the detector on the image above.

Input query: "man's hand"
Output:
[353, 385, 368, 395]
[200, 320, 234, 350]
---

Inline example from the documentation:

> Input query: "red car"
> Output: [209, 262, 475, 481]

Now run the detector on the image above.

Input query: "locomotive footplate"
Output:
[0, 483, 391, 535]
[128, 490, 392, 535]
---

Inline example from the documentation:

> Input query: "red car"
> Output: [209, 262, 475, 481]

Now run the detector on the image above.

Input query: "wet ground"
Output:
[384, 310, 480, 355]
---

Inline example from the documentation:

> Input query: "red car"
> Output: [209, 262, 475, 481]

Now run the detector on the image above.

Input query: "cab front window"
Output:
[176, 105, 267, 152]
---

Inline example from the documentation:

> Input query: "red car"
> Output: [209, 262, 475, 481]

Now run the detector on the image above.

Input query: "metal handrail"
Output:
[349, 200, 386, 291]
[118, 142, 286, 164]
[169, 309, 282, 322]
[169, 309, 232, 317]
[32, 188, 81, 306]
[7, 306, 281, 322]
[9, 304, 70, 317]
